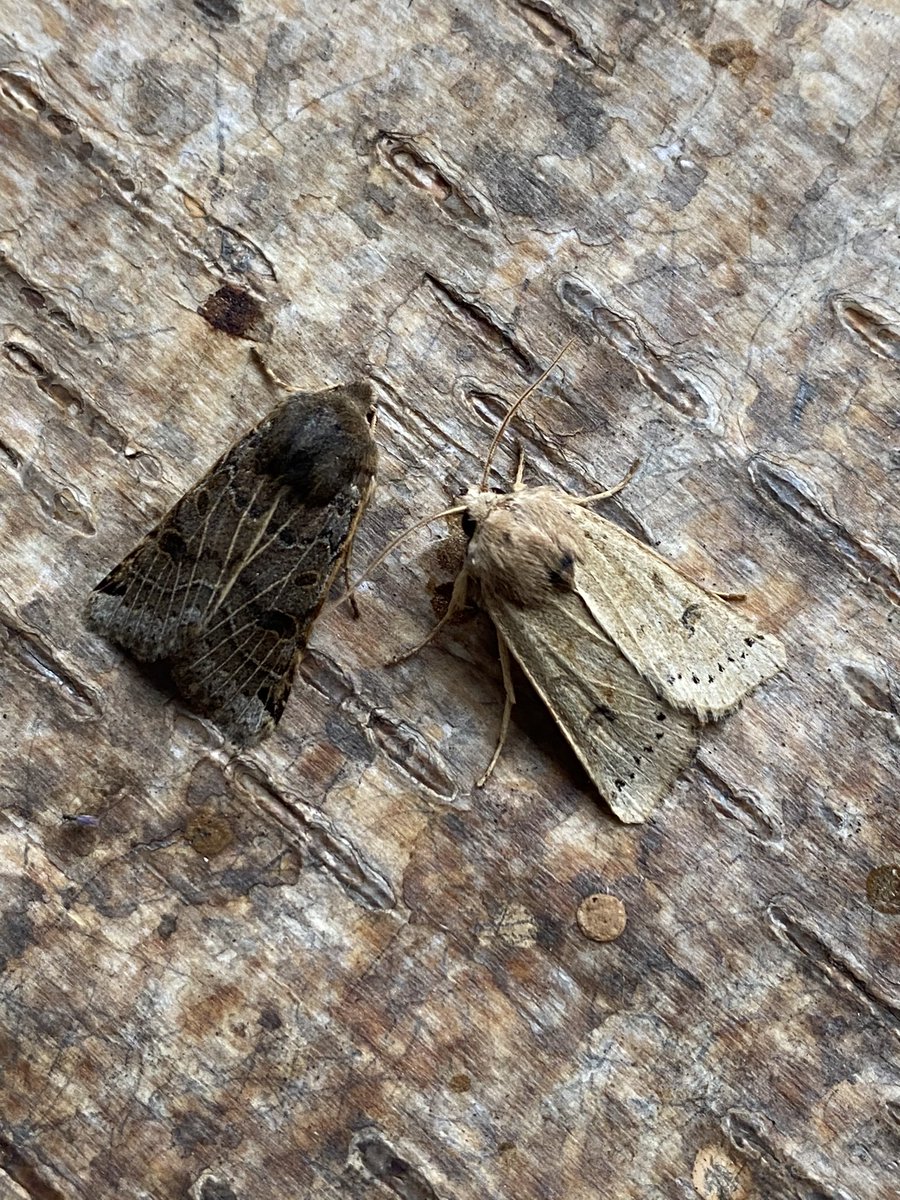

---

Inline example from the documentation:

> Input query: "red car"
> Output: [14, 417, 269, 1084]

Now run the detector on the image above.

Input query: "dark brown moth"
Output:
[88, 381, 377, 745]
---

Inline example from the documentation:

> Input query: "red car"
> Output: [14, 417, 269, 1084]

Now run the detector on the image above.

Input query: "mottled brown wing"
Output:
[483, 583, 698, 823]
[88, 383, 376, 744]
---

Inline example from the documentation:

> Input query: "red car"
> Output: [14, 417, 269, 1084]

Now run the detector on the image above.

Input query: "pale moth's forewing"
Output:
[484, 585, 699, 823]
[509, 488, 785, 722]
[88, 384, 377, 744]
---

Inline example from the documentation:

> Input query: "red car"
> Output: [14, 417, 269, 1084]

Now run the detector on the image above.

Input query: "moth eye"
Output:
[258, 609, 297, 638]
[461, 510, 477, 540]
[656, 712, 666, 721]
[159, 529, 188, 561]
[278, 526, 298, 547]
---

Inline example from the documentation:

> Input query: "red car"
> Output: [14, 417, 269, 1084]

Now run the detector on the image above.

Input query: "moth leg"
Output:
[713, 590, 747, 602]
[388, 567, 470, 666]
[477, 633, 515, 787]
[575, 458, 641, 505]
[248, 346, 292, 393]
[342, 559, 361, 620]
[512, 443, 526, 491]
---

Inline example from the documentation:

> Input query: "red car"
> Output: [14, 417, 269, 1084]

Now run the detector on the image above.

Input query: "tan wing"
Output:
[483, 583, 698, 823]
[532, 490, 785, 721]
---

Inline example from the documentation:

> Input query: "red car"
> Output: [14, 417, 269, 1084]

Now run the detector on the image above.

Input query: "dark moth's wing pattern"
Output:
[88, 383, 377, 744]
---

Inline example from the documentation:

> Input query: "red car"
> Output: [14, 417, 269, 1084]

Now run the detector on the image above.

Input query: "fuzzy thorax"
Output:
[463, 486, 578, 607]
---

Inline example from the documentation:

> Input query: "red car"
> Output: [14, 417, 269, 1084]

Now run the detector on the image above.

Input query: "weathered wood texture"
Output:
[0, 1, 897, 1197]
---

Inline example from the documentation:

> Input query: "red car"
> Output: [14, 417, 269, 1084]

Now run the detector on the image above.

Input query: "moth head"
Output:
[459, 485, 499, 537]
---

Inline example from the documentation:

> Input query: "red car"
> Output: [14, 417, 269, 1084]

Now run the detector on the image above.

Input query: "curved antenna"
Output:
[479, 337, 577, 491]
[333, 503, 468, 609]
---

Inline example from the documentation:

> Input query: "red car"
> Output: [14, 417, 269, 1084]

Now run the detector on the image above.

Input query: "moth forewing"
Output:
[482, 584, 699, 823]
[88, 382, 377, 745]
[492, 487, 786, 722]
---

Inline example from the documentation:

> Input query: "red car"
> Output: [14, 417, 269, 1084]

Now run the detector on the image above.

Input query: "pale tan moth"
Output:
[357, 342, 785, 823]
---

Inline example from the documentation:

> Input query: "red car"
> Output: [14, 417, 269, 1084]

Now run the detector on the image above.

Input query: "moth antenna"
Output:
[479, 336, 577, 491]
[574, 458, 641, 504]
[333, 504, 468, 610]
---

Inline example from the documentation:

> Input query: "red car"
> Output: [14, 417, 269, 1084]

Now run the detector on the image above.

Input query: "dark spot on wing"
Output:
[681, 602, 702, 634]
[159, 529, 188, 561]
[257, 609, 296, 638]
[95, 572, 128, 597]
[548, 550, 575, 590]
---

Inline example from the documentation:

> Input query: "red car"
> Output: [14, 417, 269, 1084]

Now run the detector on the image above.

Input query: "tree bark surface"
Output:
[0, 2, 897, 1198]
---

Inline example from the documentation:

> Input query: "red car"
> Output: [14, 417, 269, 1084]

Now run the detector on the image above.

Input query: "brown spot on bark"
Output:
[576, 892, 627, 942]
[866, 864, 900, 915]
[184, 809, 234, 857]
[708, 40, 759, 81]
[198, 284, 265, 338]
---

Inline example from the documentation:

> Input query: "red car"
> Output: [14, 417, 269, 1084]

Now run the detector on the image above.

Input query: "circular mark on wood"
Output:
[576, 892, 627, 942]
[185, 809, 234, 858]
[866, 864, 900, 914]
